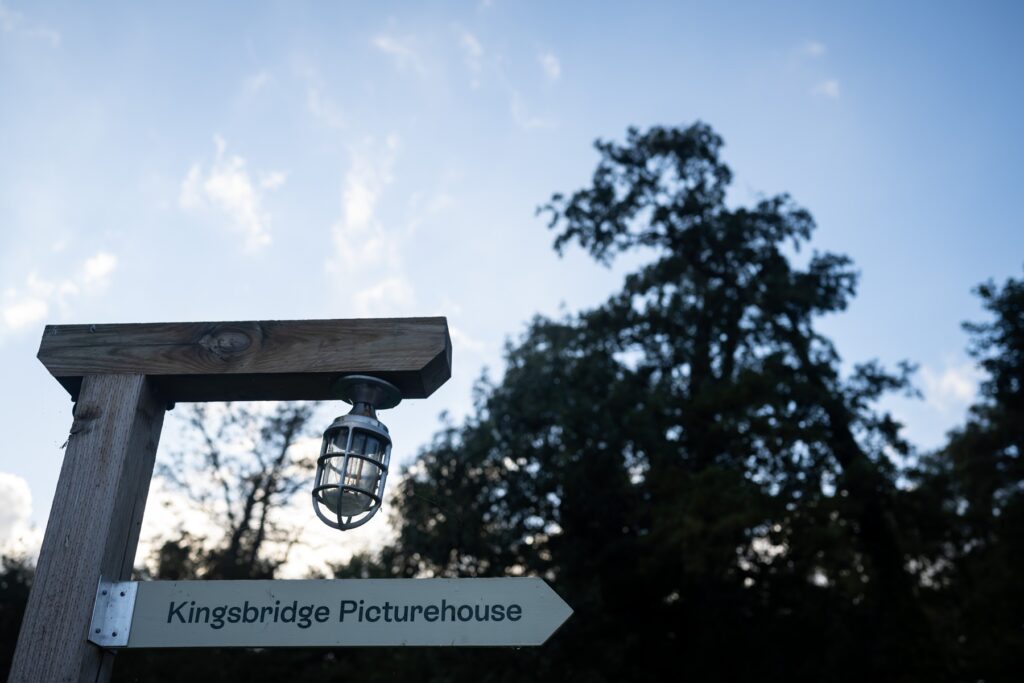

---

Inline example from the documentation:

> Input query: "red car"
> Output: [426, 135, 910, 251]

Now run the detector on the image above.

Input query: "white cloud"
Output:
[327, 136, 459, 318]
[294, 60, 346, 130]
[260, 171, 288, 190]
[179, 136, 284, 250]
[813, 79, 840, 99]
[459, 30, 484, 87]
[242, 70, 272, 95]
[2, 296, 47, 330]
[307, 86, 346, 130]
[510, 91, 553, 130]
[0, 1, 61, 47]
[82, 251, 117, 285]
[372, 34, 426, 75]
[921, 359, 982, 415]
[179, 164, 203, 208]
[460, 32, 482, 60]
[341, 135, 399, 235]
[353, 277, 415, 317]
[803, 41, 826, 58]
[538, 51, 561, 82]
[328, 134, 418, 315]
[407, 190, 455, 233]
[0, 251, 119, 335]
[0, 472, 42, 559]
[449, 324, 486, 355]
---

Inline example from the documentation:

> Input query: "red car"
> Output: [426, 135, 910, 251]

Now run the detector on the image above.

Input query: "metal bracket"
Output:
[88, 580, 138, 648]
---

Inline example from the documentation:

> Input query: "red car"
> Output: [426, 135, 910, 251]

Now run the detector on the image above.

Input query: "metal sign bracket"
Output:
[87, 580, 138, 649]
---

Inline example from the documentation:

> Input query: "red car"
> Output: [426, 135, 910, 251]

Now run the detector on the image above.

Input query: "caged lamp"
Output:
[312, 375, 401, 530]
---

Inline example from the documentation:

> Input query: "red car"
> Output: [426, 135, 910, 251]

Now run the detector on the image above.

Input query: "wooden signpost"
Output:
[8, 317, 567, 682]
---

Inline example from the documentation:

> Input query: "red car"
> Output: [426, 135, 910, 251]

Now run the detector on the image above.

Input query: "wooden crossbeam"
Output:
[37, 317, 452, 402]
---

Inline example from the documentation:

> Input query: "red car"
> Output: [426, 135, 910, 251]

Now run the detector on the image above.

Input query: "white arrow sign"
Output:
[89, 578, 572, 648]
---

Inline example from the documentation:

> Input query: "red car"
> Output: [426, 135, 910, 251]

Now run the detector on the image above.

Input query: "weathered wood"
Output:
[8, 375, 165, 683]
[37, 317, 452, 402]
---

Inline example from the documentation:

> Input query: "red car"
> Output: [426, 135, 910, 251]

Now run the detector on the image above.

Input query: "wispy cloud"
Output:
[328, 134, 418, 316]
[306, 86, 346, 130]
[449, 324, 486, 355]
[510, 90, 553, 130]
[407, 189, 455, 233]
[538, 51, 561, 82]
[921, 359, 982, 415]
[179, 136, 284, 250]
[812, 79, 841, 99]
[260, 171, 288, 190]
[803, 40, 827, 58]
[373, 34, 426, 76]
[82, 251, 117, 285]
[242, 70, 272, 95]
[0, 251, 118, 335]
[0, 1, 61, 47]
[352, 277, 415, 315]
[799, 41, 838, 100]
[459, 30, 484, 88]
[1, 291, 47, 331]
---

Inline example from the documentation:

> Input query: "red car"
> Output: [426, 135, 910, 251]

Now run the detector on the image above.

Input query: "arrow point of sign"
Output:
[533, 578, 574, 645]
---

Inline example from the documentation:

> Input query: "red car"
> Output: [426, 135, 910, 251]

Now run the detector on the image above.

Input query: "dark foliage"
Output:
[375, 123, 937, 681]
[909, 275, 1024, 679]
[0, 556, 32, 677]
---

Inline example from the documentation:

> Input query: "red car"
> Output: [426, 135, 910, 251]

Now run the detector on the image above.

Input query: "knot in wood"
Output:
[198, 327, 254, 360]
[70, 402, 101, 436]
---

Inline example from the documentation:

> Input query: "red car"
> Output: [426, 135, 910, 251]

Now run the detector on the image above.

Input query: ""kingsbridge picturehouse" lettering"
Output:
[166, 599, 524, 630]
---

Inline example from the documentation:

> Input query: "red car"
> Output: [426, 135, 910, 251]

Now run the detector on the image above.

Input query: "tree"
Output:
[151, 401, 318, 579]
[910, 272, 1024, 679]
[0, 555, 33, 679]
[379, 123, 938, 681]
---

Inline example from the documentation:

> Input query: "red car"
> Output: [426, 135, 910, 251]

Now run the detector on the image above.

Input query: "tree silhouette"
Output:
[911, 273, 1024, 679]
[381, 123, 937, 681]
[151, 402, 318, 580]
[0, 556, 32, 677]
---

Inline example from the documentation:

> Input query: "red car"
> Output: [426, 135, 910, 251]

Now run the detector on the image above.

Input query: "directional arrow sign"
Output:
[89, 578, 572, 648]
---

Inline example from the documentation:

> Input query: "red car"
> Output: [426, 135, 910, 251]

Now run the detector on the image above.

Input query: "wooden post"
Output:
[8, 375, 165, 683]
[9, 317, 451, 683]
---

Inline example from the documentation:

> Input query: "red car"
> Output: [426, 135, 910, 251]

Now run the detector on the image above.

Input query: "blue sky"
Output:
[1, 1, 1022, 570]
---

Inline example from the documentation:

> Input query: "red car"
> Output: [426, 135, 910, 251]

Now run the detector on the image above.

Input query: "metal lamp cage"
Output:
[312, 376, 399, 530]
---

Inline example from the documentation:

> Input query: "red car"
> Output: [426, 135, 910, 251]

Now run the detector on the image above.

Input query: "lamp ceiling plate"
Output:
[331, 375, 402, 410]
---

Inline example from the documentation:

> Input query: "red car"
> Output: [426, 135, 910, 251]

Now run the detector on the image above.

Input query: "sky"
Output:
[1, 1, 1022, 573]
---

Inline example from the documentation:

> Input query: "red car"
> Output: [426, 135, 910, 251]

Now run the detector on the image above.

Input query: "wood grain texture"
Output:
[37, 317, 452, 402]
[8, 375, 165, 683]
